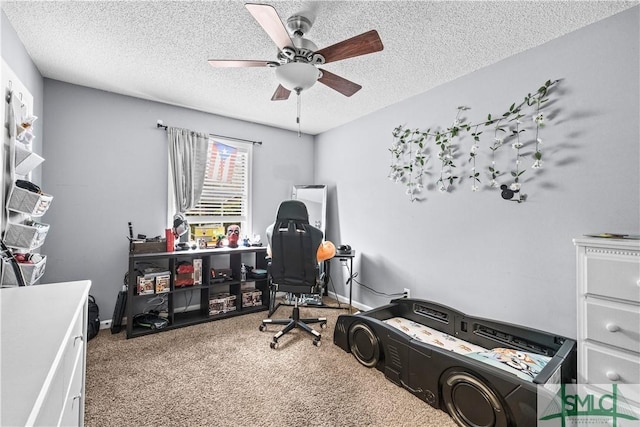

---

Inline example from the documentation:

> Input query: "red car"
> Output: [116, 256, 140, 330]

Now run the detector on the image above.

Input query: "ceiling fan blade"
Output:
[245, 3, 293, 51]
[318, 69, 362, 97]
[208, 59, 271, 68]
[271, 85, 291, 101]
[316, 30, 384, 64]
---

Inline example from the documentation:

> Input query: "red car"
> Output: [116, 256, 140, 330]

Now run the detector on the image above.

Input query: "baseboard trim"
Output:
[101, 297, 370, 331]
[327, 291, 372, 312]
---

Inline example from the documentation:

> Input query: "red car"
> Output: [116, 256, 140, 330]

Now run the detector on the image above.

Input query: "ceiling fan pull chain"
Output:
[296, 88, 302, 137]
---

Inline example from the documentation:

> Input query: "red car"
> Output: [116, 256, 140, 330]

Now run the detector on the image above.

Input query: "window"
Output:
[182, 137, 252, 242]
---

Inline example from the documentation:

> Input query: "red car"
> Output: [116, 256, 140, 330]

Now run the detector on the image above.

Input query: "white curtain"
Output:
[168, 127, 209, 214]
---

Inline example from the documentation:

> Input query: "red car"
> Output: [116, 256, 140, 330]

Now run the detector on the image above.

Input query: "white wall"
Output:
[40, 80, 314, 318]
[315, 6, 640, 338]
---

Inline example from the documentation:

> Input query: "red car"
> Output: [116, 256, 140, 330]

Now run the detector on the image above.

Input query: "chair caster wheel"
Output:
[259, 324, 266, 332]
[270, 340, 279, 349]
[313, 339, 321, 347]
[320, 322, 327, 329]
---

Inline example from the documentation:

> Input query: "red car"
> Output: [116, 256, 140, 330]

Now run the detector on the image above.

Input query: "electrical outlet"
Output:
[100, 319, 112, 330]
[403, 288, 410, 298]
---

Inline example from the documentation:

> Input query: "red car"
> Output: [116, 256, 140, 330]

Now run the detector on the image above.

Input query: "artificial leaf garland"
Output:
[388, 79, 558, 202]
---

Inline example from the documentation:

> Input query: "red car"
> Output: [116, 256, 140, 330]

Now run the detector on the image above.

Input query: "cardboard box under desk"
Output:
[155, 274, 170, 293]
[242, 288, 262, 307]
[209, 293, 237, 315]
[137, 277, 155, 295]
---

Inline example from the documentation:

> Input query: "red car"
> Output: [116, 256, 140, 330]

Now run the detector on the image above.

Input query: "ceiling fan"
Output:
[208, 3, 384, 101]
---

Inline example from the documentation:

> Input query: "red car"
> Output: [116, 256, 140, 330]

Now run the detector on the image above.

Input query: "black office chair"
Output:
[259, 200, 327, 349]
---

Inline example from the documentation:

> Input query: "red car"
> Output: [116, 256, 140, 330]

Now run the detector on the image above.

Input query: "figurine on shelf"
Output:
[227, 224, 240, 248]
[172, 213, 189, 239]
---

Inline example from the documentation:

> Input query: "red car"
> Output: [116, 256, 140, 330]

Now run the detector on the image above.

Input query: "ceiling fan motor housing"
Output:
[286, 15, 312, 37]
[278, 41, 325, 65]
[277, 14, 325, 66]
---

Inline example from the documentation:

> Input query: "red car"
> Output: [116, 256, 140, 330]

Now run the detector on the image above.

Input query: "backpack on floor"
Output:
[87, 295, 100, 340]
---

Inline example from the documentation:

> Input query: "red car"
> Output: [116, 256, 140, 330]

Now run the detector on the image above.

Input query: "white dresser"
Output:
[574, 238, 640, 407]
[0, 280, 91, 426]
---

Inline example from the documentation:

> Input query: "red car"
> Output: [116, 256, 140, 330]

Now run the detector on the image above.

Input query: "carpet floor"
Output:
[85, 301, 457, 427]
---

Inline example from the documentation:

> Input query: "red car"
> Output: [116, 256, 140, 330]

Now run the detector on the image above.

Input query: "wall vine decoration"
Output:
[388, 79, 559, 202]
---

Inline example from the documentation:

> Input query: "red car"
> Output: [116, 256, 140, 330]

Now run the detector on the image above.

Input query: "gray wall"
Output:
[3, 8, 315, 320]
[316, 6, 640, 338]
[40, 80, 314, 318]
[3, 7, 639, 339]
[1, 9, 43, 184]
[0, 6, 314, 319]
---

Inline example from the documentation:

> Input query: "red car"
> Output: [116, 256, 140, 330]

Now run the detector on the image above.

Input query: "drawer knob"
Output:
[606, 371, 620, 381]
[605, 323, 621, 332]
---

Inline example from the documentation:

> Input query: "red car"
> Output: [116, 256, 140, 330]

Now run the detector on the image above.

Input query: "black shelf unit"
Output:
[126, 246, 269, 339]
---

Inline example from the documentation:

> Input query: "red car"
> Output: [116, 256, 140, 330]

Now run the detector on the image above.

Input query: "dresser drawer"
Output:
[585, 299, 640, 353]
[33, 365, 65, 426]
[60, 345, 84, 427]
[63, 309, 85, 382]
[582, 343, 640, 405]
[585, 253, 640, 302]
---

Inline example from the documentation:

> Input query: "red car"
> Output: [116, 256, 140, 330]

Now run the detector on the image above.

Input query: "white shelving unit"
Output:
[1, 60, 51, 287]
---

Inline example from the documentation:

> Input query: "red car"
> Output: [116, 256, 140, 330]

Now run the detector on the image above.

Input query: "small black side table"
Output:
[333, 250, 355, 313]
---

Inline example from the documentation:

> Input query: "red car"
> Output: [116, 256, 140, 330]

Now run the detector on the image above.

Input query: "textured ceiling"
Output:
[2, 1, 638, 135]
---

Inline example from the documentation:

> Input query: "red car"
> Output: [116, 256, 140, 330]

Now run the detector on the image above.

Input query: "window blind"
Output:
[185, 138, 251, 224]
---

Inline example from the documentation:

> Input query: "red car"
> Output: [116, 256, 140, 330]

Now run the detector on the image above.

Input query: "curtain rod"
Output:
[156, 121, 262, 145]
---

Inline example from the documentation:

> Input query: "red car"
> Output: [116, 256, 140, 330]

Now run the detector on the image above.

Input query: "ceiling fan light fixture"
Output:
[275, 62, 320, 91]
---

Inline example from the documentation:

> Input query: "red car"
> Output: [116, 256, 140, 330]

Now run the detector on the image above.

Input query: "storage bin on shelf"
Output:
[7, 184, 53, 216]
[209, 293, 237, 315]
[3, 221, 49, 250]
[14, 143, 44, 176]
[1, 255, 47, 286]
[242, 288, 262, 307]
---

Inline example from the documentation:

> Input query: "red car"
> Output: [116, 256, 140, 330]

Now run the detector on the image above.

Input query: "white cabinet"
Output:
[574, 238, 640, 407]
[0, 280, 91, 426]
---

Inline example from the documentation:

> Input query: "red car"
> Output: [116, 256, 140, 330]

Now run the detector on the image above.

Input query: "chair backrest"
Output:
[269, 200, 323, 294]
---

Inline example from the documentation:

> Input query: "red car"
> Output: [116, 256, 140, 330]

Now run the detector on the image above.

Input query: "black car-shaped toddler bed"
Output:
[334, 298, 576, 427]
